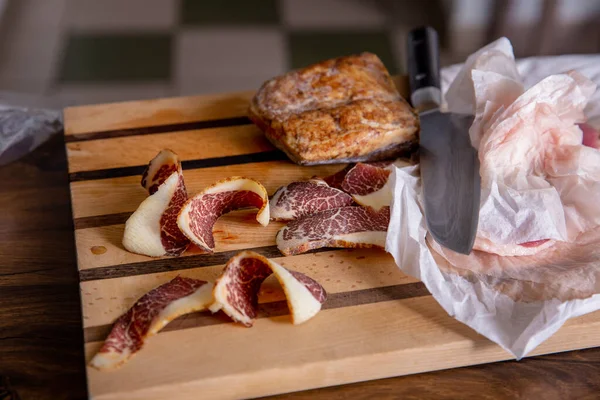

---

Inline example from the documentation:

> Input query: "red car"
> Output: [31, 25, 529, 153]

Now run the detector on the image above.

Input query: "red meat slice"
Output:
[276, 206, 390, 256]
[269, 179, 353, 221]
[210, 251, 327, 326]
[90, 276, 213, 370]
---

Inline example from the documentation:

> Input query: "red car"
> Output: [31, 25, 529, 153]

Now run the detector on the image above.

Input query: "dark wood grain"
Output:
[2, 135, 600, 400]
[78, 245, 333, 281]
[0, 136, 87, 400]
[265, 348, 600, 400]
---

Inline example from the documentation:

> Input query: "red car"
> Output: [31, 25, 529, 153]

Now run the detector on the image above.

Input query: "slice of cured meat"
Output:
[90, 276, 214, 370]
[323, 165, 353, 189]
[350, 160, 413, 211]
[269, 179, 353, 221]
[123, 150, 190, 257]
[351, 178, 393, 211]
[276, 206, 390, 256]
[341, 162, 392, 195]
[177, 177, 269, 252]
[141, 149, 181, 195]
[210, 251, 327, 326]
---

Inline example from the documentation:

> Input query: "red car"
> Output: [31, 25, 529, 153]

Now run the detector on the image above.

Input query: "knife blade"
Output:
[407, 26, 481, 255]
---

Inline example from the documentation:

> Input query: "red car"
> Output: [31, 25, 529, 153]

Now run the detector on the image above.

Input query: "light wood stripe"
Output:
[83, 282, 430, 343]
[69, 162, 344, 219]
[63, 90, 255, 136]
[66, 124, 269, 173]
[82, 301, 600, 400]
[64, 116, 252, 143]
[69, 151, 287, 182]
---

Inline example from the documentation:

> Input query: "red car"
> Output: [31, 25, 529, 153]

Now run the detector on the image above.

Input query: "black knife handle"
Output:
[407, 26, 441, 109]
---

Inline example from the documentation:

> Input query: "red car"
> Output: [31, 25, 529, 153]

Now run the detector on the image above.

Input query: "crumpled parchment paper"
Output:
[386, 38, 600, 358]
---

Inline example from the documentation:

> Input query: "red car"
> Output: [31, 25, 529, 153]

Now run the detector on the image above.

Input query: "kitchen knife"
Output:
[407, 26, 480, 255]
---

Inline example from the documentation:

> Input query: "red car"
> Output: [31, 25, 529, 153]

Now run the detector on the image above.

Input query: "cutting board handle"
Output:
[407, 26, 441, 110]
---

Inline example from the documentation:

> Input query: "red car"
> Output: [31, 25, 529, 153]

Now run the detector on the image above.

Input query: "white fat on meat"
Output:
[210, 251, 327, 326]
[123, 149, 190, 257]
[352, 160, 412, 210]
[140, 148, 181, 194]
[123, 169, 190, 257]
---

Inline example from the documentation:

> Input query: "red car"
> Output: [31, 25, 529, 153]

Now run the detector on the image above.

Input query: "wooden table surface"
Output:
[1, 135, 600, 400]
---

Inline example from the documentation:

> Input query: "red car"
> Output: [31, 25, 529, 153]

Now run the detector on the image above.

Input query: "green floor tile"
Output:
[59, 34, 171, 82]
[289, 32, 398, 74]
[181, 0, 279, 25]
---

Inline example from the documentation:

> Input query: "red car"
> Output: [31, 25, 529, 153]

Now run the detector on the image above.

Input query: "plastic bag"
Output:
[0, 104, 63, 166]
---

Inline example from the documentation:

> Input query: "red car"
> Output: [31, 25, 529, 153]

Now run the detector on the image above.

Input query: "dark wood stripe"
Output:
[65, 116, 252, 142]
[74, 212, 131, 230]
[83, 282, 429, 343]
[69, 150, 287, 182]
[79, 245, 338, 282]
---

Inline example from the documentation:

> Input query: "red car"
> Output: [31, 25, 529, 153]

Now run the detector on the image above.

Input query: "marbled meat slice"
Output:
[177, 177, 269, 252]
[269, 179, 353, 221]
[90, 276, 214, 370]
[341, 162, 391, 195]
[352, 178, 393, 211]
[210, 251, 327, 326]
[123, 151, 190, 257]
[141, 149, 181, 195]
[276, 206, 390, 256]
[323, 165, 353, 189]
[335, 160, 411, 210]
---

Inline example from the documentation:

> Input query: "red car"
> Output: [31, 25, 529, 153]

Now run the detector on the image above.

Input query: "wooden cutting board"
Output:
[64, 78, 600, 400]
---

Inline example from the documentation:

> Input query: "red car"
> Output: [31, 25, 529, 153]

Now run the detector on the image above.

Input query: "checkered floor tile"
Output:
[1, 0, 597, 108]
[59, 34, 172, 82]
[0, 0, 446, 107]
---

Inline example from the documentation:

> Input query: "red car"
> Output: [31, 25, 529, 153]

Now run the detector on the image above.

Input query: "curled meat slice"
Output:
[177, 177, 269, 252]
[269, 178, 353, 221]
[123, 150, 190, 257]
[210, 251, 327, 326]
[323, 165, 353, 189]
[90, 276, 213, 370]
[276, 206, 390, 256]
[351, 179, 393, 211]
[141, 149, 181, 195]
[342, 159, 410, 211]
[341, 162, 392, 195]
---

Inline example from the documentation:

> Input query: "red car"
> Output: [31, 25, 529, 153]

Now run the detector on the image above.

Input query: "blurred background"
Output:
[0, 0, 599, 108]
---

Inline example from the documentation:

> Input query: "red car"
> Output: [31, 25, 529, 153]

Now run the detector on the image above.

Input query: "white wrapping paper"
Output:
[386, 39, 600, 358]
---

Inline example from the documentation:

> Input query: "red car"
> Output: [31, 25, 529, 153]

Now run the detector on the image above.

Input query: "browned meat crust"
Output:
[249, 53, 419, 165]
